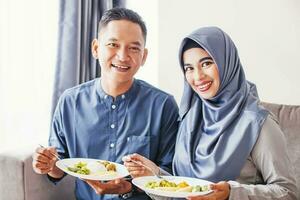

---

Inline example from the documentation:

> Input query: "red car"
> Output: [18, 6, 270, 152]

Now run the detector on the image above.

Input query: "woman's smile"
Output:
[195, 81, 213, 92]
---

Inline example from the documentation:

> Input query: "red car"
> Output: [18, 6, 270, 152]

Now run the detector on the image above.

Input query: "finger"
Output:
[85, 180, 105, 194]
[205, 182, 229, 200]
[113, 179, 121, 184]
[129, 170, 146, 177]
[35, 148, 52, 160]
[128, 168, 146, 174]
[32, 153, 52, 164]
[35, 147, 55, 160]
[214, 181, 228, 190]
[126, 165, 144, 172]
[32, 161, 51, 174]
[48, 147, 58, 158]
[33, 160, 49, 168]
[130, 153, 146, 162]
[186, 195, 203, 200]
[122, 155, 132, 162]
[124, 161, 142, 168]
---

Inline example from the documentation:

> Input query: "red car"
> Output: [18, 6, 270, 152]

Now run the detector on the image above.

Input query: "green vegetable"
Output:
[67, 161, 90, 175]
[192, 185, 209, 192]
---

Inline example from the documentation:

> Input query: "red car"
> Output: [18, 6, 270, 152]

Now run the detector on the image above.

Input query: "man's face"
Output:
[92, 20, 147, 85]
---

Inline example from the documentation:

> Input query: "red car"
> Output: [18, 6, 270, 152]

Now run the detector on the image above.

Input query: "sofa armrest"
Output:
[0, 146, 76, 200]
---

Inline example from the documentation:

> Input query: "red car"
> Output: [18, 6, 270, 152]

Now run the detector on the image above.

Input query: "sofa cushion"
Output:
[261, 102, 300, 198]
[0, 146, 76, 200]
[0, 151, 26, 200]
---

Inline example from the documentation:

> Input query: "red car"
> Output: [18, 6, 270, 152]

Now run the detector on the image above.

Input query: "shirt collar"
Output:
[95, 78, 138, 103]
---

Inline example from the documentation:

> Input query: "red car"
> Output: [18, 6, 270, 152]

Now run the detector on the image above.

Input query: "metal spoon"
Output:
[129, 159, 163, 179]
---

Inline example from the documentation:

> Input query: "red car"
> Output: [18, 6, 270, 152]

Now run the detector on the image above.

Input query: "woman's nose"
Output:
[193, 68, 205, 81]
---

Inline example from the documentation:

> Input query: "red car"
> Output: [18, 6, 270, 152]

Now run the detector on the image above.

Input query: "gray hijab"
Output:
[172, 27, 269, 182]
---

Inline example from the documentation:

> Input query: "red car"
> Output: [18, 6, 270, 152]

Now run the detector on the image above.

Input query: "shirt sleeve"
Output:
[228, 116, 297, 200]
[48, 93, 69, 159]
[155, 95, 179, 174]
[47, 94, 70, 183]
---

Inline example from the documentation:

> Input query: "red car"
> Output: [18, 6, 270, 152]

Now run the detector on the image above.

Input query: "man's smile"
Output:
[111, 64, 131, 72]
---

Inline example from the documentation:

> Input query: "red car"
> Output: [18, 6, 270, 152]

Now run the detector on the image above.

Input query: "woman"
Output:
[123, 27, 297, 200]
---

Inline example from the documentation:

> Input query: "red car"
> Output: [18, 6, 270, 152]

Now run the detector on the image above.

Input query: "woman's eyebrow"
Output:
[183, 63, 191, 67]
[199, 57, 213, 63]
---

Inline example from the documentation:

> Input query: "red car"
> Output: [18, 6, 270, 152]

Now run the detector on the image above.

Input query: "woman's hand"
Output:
[122, 153, 159, 178]
[187, 181, 230, 200]
[85, 179, 132, 195]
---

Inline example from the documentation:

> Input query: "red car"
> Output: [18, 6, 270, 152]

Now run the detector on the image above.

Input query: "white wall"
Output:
[158, 0, 300, 105]
[0, 1, 58, 151]
[126, 0, 159, 86]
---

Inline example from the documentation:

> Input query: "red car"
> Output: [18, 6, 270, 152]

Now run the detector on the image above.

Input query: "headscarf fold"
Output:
[173, 27, 269, 182]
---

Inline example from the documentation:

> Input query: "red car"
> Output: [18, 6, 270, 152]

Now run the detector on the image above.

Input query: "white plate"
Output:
[132, 176, 213, 198]
[56, 158, 129, 181]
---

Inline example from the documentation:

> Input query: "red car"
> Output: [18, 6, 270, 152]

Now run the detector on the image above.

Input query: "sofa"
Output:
[0, 102, 299, 200]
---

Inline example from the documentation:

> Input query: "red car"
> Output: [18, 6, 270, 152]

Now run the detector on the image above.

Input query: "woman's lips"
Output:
[196, 81, 212, 92]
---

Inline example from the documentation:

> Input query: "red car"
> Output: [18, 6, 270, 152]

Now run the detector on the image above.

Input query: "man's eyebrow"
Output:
[107, 38, 118, 42]
[199, 57, 213, 63]
[106, 38, 142, 46]
[131, 41, 142, 46]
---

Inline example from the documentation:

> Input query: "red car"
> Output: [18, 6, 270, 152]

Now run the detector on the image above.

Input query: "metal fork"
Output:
[129, 159, 163, 179]
[38, 144, 61, 160]
[38, 144, 71, 169]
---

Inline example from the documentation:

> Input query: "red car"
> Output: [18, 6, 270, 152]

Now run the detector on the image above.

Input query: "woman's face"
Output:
[183, 47, 220, 99]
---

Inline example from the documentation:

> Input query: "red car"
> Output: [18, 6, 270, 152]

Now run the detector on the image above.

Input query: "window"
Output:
[0, 0, 58, 151]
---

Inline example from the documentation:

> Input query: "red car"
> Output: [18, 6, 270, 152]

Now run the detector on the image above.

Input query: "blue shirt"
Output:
[49, 78, 179, 200]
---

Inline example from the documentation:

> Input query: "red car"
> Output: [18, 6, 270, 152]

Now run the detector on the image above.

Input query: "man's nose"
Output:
[117, 48, 130, 61]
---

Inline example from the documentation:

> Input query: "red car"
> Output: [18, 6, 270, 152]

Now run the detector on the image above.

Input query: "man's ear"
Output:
[91, 39, 99, 59]
[141, 48, 148, 66]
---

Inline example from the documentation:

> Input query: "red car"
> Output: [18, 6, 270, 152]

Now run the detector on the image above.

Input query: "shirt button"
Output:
[121, 94, 125, 99]
[110, 124, 115, 129]
[104, 95, 108, 99]
[110, 143, 115, 148]
[111, 104, 116, 109]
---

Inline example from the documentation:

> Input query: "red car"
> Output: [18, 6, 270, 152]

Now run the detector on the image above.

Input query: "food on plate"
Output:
[86, 161, 107, 173]
[67, 160, 117, 175]
[145, 179, 209, 192]
[99, 161, 117, 172]
[67, 161, 90, 175]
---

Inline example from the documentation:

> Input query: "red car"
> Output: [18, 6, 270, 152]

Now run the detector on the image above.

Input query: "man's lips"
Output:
[111, 64, 130, 72]
[195, 81, 212, 92]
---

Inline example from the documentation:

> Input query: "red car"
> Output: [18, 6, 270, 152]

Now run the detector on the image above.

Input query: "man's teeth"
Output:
[112, 64, 129, 69]
[200, 82, 212, 89]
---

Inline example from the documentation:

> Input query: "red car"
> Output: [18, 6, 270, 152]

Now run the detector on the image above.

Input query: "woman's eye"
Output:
[202, 61, 213, 68]
[184, 66, 193, 72]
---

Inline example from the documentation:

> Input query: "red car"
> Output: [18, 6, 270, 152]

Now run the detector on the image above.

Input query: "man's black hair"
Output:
[98, 7, 147, 42]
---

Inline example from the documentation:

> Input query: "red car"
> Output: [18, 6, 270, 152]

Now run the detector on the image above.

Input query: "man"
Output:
[32, 8, 178, 200]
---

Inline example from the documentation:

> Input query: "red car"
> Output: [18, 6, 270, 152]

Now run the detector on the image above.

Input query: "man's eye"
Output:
[129, 47, 141, 52]
[202, 61, 213, 68]
[107, 43, 118, 48]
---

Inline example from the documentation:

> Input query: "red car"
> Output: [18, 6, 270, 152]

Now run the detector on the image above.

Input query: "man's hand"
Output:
[32, 146, 64, 178]
[122, 153, 159, 178]
[85, 179, 132, 195]
[187, 181, 230, 200]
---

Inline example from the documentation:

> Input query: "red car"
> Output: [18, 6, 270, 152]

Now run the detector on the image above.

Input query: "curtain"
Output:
[51, 0, 125, 116]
